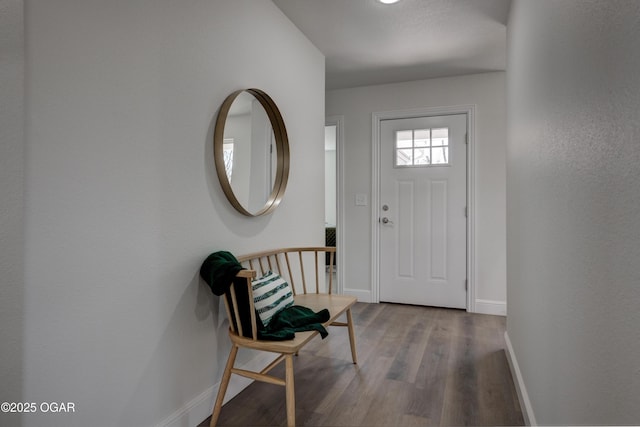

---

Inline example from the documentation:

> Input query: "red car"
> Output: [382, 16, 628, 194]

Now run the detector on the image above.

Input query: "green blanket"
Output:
[199, 250, 244, 296]
[259, 305, 330, 341]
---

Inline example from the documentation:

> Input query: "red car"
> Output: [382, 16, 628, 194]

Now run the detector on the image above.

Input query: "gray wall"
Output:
[2, 1, 324, 426]
[506, 0, 640, 424]
[0, 1, 24, 427]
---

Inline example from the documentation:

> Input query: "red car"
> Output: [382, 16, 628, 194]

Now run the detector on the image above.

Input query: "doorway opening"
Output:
[325, 116, 344, 293]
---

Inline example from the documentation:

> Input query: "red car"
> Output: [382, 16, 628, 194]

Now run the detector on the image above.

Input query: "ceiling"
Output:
[272, 0, 511, 90]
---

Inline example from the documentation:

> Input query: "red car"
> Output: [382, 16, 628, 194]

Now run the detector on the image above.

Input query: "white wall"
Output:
[506, 1, 640, 424]
[326, 72, 507, 313]
[13, 1, 324, 426]
[0, 1, 24, 426]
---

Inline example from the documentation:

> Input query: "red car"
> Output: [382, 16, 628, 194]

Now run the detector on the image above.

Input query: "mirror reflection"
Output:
[223, 92, 277, 213]
[213, 89, 289, 217]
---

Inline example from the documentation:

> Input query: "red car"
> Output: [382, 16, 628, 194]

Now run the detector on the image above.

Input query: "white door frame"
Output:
[371, 105, 476, 312]
[326, 115, 345, 294]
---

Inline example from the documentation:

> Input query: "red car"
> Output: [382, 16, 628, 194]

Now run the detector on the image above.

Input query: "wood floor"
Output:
[199, 302, 524, 427]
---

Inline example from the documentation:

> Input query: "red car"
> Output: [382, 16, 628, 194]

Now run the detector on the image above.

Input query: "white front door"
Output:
[379, 114, 467, 308]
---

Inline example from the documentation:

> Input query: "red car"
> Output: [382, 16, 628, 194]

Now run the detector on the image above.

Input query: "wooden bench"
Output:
[209, 247, 358, 427]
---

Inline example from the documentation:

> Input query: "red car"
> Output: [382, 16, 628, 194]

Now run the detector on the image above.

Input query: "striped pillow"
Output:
[252, 271, 294, 327]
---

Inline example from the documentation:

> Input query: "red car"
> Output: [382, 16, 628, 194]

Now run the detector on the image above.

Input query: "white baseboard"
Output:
[474, 299, 506, 316]
[343, 288, 372, 303]
[504, 331, 537, 426]
[156, 351, 278, 427]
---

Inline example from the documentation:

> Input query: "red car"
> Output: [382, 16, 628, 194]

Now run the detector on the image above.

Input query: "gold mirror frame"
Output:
[213, 88, 290, 217]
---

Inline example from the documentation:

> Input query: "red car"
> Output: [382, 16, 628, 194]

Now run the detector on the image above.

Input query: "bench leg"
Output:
[285, 354, 296, 427]
[210, 344, 239, 427]
[346, 308, 358, 364]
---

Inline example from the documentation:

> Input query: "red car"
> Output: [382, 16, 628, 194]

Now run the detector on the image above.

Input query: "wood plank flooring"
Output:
[199, 302, 524, 426]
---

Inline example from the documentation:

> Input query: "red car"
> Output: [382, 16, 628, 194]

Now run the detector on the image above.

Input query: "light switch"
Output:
[355, 193, 368, 206]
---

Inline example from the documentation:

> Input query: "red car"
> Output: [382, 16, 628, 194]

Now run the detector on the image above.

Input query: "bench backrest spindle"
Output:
[298, 251, 308, 294]
[314, 251, 320, 294]
[282, 252, 294, 295]
[229, 283, 243, 337]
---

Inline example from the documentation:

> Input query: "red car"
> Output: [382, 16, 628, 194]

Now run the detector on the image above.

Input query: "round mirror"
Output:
[213, 89, 290, 216]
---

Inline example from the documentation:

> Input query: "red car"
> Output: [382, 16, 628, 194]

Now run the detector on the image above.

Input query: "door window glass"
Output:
[394, 128, 449, 167]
